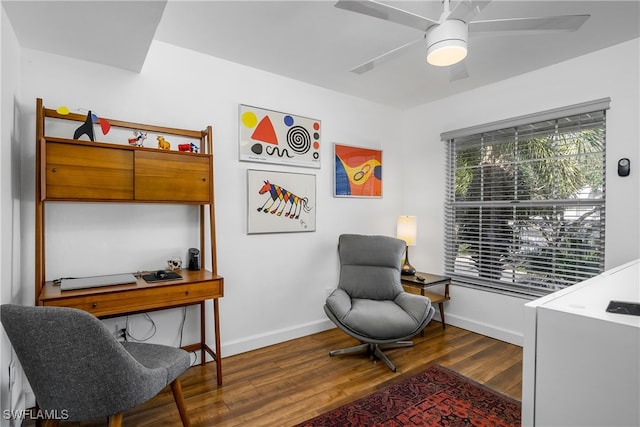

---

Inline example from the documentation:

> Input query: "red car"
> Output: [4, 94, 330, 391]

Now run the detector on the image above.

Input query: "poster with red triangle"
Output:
[239, 104, 321, 169]
[251, 116, 278, 145]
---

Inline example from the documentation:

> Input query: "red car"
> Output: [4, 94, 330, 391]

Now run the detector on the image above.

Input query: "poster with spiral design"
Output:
[239, 105, 321, 168]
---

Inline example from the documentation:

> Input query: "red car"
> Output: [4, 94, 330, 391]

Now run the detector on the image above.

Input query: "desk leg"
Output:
[438, 302, 446, 330]
[200, 301, 206, 365]
[213, 298, 222, 385]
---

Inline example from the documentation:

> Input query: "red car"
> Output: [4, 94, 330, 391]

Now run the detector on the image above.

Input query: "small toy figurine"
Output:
[157, 136, 171, 150]
[128, 130, 147, 147]
[167, 257, 182, 271]
[178, 143, 200, 153]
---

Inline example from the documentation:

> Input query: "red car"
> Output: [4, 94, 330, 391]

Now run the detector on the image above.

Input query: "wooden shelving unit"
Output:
[34, 98, 224, 384]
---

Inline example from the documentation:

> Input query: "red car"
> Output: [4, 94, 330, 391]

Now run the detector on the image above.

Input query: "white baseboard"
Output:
[221, 319, 335, 358]
[218, 312, 522, 360]
[444, 312, 523, 346]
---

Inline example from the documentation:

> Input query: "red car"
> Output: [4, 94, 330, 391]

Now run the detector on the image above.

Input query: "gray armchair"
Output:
[0, 304, 191, 427]
[324, 234, 435, 372]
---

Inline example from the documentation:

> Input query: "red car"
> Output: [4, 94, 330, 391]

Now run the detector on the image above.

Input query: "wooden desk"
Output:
[39, 269, 224, 385]
[401, 272, 451, 329]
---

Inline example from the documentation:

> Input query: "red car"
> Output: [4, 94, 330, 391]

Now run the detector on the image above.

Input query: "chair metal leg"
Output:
[171, 379, 191, 427]
[329, 341, 414, 372]
[329, 343, 369, 357]
[375, 341, 413, 372]
[379, 341, 414, 350]
[372, 345, 397, 372]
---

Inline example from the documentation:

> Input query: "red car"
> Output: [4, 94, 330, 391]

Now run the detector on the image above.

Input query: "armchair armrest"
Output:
[395, 292, 433, 322]
[325, 288, 352, 320]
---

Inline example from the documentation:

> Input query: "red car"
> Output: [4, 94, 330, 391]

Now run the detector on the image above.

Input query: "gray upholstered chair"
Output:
[0, 304, 191, 427]
[324, 234, 435, 372]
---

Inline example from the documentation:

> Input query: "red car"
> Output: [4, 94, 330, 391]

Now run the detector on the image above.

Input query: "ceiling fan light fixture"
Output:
[426, 20, 468, 67]
[426, 40, 467, 66]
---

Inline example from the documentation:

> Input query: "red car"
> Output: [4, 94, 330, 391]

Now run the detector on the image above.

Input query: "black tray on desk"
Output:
[142, 271, 182, 283]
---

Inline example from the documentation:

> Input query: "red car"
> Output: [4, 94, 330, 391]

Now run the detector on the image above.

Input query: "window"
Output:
[443, 99, 609, 298]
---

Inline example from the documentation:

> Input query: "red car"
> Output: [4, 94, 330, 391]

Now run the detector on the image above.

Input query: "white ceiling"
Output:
[3, 1, 639, 109]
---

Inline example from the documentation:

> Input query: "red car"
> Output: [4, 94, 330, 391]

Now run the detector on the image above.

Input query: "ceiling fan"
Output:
[335, 0, 590, 80]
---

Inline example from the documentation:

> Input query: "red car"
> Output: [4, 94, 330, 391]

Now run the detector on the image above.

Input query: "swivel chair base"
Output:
[329, 341, 413, 372]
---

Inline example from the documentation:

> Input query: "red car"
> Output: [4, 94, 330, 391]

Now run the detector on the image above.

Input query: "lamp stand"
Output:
[401, 245, 416, 276]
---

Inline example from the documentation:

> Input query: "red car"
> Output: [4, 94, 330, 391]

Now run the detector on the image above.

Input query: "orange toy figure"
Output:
[157, 136, 170, 150]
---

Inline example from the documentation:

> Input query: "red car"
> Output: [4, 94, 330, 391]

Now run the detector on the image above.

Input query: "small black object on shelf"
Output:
[188, 248, 200, 271]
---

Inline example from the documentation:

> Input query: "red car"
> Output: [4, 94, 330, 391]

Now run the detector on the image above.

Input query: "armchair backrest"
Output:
[338, 234, 405, 300]
[0, 304, 165, 421]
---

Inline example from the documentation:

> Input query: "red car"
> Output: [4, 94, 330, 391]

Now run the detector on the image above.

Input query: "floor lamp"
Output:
[397, 215, 417, 276]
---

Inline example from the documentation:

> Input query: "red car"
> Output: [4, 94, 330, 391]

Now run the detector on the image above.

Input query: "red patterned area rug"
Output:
[296, 365, 521, 427]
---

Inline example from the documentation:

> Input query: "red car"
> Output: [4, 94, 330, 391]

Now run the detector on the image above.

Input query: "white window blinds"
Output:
[443, 100, 609, 297]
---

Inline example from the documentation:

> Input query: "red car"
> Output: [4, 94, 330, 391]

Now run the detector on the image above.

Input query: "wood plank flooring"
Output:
[29, 321, 523, 426]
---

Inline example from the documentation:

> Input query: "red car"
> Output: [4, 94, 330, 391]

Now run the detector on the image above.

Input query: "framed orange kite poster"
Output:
[334, 144, 382, 198]
[239, 104, 321, 169]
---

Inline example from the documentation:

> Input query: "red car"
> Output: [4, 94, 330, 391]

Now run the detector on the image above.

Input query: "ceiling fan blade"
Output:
[334, 0, 437, 32]
[449, 60, 469, 82]
[469, 14, 590, 34]
[448, 0, 492, 23]
[350, 37, 424, 74]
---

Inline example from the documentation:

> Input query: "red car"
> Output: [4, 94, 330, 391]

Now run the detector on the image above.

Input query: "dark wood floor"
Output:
[30, 321, 523, 426]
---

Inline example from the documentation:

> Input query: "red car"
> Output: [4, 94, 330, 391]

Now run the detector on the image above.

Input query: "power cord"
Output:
[125, 314, 157, 342]
[119, 309, 198, 366]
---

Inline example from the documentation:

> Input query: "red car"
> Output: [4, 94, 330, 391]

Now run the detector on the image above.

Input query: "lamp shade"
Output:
[396, 216, 417, 247]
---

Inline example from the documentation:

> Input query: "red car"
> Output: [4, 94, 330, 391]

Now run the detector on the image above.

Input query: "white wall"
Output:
[1, 5, 25, 426]
[401, 38, 640, 345]
[17, 40, 406, 360]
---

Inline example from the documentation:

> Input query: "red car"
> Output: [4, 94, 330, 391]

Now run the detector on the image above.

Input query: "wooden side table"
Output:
[401, 272, 451, 329]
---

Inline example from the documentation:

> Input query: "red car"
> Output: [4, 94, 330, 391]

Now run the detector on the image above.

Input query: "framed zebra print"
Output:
[247, 169, 316, 234]
[239, 104, 321, 169]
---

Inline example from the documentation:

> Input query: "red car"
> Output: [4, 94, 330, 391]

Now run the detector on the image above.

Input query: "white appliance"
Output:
[522, 259, 640, 426]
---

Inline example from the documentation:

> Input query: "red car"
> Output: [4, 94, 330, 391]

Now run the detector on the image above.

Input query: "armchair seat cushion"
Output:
[122, 342, 190, 385]
[343, 298, 426, 340]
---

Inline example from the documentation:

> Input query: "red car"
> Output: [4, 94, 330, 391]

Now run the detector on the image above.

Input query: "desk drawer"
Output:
[43, 280, 222, 317]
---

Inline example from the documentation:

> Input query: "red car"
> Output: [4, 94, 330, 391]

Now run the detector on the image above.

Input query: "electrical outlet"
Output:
[114, 323, 126, 339]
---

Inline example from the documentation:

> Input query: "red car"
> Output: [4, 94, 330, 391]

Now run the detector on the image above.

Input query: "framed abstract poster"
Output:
[247, 169, 316, 234]
[239, 104, 321, 168]
[334, 144, 382, 198]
